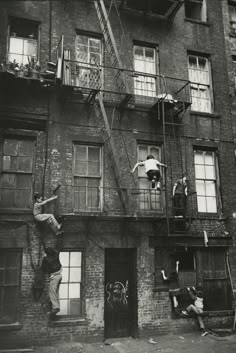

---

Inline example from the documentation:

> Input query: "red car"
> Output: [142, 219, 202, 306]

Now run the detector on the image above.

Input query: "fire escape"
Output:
[57, 0, 191, 222]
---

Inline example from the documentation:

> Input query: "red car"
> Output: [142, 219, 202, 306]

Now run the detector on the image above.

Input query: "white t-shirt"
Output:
[194, 297, 204, 309]
[140, 159, 160, 173]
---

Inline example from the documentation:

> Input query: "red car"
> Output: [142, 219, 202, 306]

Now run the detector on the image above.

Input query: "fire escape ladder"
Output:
[94, 0, 132, 107]
[94, 91, 127, 211]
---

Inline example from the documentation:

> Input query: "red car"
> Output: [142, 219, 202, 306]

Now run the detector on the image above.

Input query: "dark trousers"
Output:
[173, 193, 186, 217]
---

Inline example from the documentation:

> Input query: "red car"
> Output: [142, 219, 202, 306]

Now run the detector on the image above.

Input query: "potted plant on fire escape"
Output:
[25, 56, 40, 79]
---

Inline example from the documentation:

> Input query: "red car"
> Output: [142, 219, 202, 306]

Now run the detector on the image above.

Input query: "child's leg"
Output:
[46, 214, 62, 235]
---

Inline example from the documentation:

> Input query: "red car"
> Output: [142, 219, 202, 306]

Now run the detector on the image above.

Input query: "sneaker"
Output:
[201, 331, 208, 337]
[56, 230, 64, 236]
[49, 308, 60, 320]
[181, 310, 189, 316]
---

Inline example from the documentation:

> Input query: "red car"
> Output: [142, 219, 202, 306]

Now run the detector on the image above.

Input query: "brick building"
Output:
[0, 0, 236, 347]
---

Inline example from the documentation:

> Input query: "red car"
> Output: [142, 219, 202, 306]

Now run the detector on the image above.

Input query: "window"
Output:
[188, 54, 213, 113]
[73, 144, 102, 211]
[137, 144, 163, 211]
[8, 17, 39, 65]
[229, 2, 236, 35]
[74, 34, 102, 89]
[59, 251, 83, 316]
[0, 137, 35, 209]
[184, 0, 207, 22]
[133, 45, 159, 103]
[0, 249, 22, 324]
[194, 150, 219, 213]
[175, 251, 196, 287]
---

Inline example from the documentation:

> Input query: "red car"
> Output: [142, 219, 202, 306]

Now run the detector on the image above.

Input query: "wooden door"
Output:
[104, 248, 137, 338]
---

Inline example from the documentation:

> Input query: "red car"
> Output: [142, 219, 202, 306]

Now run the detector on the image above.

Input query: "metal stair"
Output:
[93, 91, 127, 210]
[94, 0, 132, 105]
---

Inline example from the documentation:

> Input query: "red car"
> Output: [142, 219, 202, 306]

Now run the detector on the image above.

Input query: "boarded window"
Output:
[133, 45, 159, 103]
[73, 144, 102, 211]
[0, 138, 35, 209]
[194, 150, 219, 213]
[185, 0, 207, 22]
[188, 54, 212, 113]
[8, 17, 39, 65]
[59, 251, 83, 316]
[137, 145, 163, 211]
[0, 249, 21, 324]
[199, 249, 231, 310]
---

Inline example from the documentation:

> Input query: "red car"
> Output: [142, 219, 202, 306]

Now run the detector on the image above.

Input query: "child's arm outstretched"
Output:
[131, 162, 143, 173]
[37, 195, 58, 206]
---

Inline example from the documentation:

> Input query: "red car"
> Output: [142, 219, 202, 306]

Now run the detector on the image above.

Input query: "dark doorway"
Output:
[104, 248, 137, 339]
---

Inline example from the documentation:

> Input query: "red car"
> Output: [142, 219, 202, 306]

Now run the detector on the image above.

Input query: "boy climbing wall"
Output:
[33, 193, 63, 236]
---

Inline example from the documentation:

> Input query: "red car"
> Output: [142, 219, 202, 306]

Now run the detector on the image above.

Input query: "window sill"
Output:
[49, 317, 87, 327]
[185, 18, 210, 26]
[0, 322, 22, 331]
[153, 287, 169, 293]
[190, 111, 221, 119]
[0, 208, 33, 215]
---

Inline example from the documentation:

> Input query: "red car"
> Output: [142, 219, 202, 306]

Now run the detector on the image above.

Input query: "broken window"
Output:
[133, 45, 159, 104]
[173, 251, 196, 287]
[137, 144, 163, 211]
[188, 54, 213, 113]
[74, 34, 102, 89]
[155, 249, 196, 288]
[0, 249, 22, 324]
[73, 144, 102, 211]
[184, 0, 207, 22]
[8, 17, 39, 65]
[59, 251, 83, 316]
[194, 150, 220, 213]
[0, 137, 35, 209]
[229, 2, 236, 35]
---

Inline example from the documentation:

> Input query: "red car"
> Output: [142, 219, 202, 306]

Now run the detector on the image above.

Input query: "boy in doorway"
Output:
[131, 155, 167, 190]
[33, 193, 63, 236]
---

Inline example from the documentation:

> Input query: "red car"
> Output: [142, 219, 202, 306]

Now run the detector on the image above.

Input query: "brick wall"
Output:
[0, 0, 235, 346]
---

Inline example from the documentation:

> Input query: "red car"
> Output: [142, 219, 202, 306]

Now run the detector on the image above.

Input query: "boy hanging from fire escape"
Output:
[131, 154, 167, 190]
[33, 192, 63, 236]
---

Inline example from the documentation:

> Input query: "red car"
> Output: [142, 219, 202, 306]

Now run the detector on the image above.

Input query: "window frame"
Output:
[7, 17, 40, 65]
[184, 0, 207, 22]
[194, 149, 221, 214]
[59, 249, 85, 317]
[0, 136, 35, 210]
[136, 143, 164, 212]
[74, 32, 103, 90]
[72, 143, 103, 212]
[188, 53, 213, 113]
[133, 44, 159, 102]
[0, 248, 22, 324]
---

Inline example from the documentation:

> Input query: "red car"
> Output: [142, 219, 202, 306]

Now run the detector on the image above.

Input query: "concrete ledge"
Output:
[0, 323, 22, 331]
[49, 318, 87, 327]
